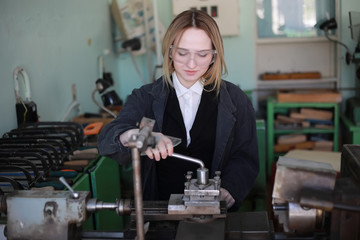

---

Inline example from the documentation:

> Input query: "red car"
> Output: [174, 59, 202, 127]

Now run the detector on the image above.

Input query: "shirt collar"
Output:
[172, 72, 203, 97]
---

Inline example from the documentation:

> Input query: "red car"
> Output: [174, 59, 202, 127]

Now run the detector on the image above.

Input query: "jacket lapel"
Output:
[165, 87, 186, 131]
[212, 82, 236, 175]
[151, 78, 169, 132]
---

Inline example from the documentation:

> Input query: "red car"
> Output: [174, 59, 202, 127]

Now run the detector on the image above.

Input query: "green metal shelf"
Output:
[274, 128, 335, 135]
[266, 98, 339, 177]
[267, 98, 339, 108]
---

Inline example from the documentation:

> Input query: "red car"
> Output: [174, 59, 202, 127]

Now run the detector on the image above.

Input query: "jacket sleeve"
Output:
[219, 87, 260, 210]
[97, 84, 154, 164]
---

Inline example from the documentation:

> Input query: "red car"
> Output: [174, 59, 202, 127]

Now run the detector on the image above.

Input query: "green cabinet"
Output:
[341, 114, 360, 144]
[90, 157, 124, 231]
[71, 156, 124, 231]
[266, 98, 339, 177]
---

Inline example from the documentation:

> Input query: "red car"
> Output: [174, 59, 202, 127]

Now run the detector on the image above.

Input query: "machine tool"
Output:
[0, 117, 273, 240]
[272, 145, 360, 240]
[1, 118, 359, 239]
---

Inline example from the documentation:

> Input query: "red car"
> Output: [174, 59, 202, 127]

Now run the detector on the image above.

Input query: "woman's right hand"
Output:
[144, 132, 174, 161]
[120, 129, 174, 161]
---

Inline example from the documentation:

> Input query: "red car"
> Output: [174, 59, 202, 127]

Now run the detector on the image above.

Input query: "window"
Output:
[257, 0, 335, 38]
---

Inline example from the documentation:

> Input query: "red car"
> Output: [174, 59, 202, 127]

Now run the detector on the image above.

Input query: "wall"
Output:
[339, 0, 360, 105]
[0, 0, 359, 136]
[115, 0, 256, 100]
[0, 0, 116, 136]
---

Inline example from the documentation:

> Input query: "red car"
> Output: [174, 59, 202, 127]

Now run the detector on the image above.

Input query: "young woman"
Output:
[97, 9, 259, 211]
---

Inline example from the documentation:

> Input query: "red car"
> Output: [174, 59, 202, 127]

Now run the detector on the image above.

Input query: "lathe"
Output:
[0, 118, 359, 239]
[0, 153, 271, 240]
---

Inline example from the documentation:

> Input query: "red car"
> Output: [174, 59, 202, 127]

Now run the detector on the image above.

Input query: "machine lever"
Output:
[171, 153, 205, 169]
[59, 176, 79, 199]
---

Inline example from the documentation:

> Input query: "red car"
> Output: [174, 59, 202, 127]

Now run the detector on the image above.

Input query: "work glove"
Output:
[220, 187, 235, 209]
[119, 129, 174, 161]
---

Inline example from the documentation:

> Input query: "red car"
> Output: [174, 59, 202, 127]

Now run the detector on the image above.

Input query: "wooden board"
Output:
[274, 141, 315, 152]
[277, 91, 342, 103]
[261, 71, 321, 80]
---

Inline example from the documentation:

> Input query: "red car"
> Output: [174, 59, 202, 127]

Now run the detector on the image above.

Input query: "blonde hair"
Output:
[162, 10, 227, 94]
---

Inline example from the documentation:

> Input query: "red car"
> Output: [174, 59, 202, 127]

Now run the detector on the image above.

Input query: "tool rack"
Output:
[0, 122, 85, 193]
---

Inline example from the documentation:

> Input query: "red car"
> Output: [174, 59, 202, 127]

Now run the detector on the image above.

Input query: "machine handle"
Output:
[171, 153, 205, 169]
[59, 176, 79, 199]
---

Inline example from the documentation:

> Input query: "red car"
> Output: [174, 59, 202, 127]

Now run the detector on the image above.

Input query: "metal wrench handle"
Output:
[171, 153, 205, 169]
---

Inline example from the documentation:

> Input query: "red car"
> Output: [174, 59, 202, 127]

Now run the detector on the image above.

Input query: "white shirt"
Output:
[172, 72, 203, 146]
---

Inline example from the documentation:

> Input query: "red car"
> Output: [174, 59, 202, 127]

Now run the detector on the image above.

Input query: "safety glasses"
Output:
[170, 45, 217, 67]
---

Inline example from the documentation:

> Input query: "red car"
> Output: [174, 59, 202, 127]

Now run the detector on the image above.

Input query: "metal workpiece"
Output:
[86, 198, 132, 215]
[288, 203, 324, 235]
[86, 198, 116, 212]
[274, 202, 325, 235]
[116, 198, 132, 215]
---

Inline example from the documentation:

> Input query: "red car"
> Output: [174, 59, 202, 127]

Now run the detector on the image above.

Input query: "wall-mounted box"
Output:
[172, 0, 239, 36]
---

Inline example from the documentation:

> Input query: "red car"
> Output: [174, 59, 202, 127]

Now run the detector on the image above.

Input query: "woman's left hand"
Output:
[144, 132, 174, 161]
[220, 188, 235, 209]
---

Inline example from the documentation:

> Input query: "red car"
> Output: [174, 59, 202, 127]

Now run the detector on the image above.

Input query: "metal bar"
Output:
[131, 148, 144, 240]
[172, 153, 204, 169]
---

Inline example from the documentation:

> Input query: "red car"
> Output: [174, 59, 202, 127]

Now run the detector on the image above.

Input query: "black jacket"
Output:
[97, 77, 259, 209]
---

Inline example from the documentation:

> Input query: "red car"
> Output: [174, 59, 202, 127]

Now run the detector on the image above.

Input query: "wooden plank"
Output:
[261, 71, 321, 80]
[277, 91, 342, 103]
[300, 108, 333, 120]
[274, 141, 315, 152]
[277, 134, 307, 145]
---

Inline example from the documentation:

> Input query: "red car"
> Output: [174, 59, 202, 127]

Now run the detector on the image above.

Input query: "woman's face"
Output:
[172, 27, 213, 88]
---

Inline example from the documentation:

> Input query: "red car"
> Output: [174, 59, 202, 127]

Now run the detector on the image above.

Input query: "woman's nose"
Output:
[186, 54, 197, 68]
